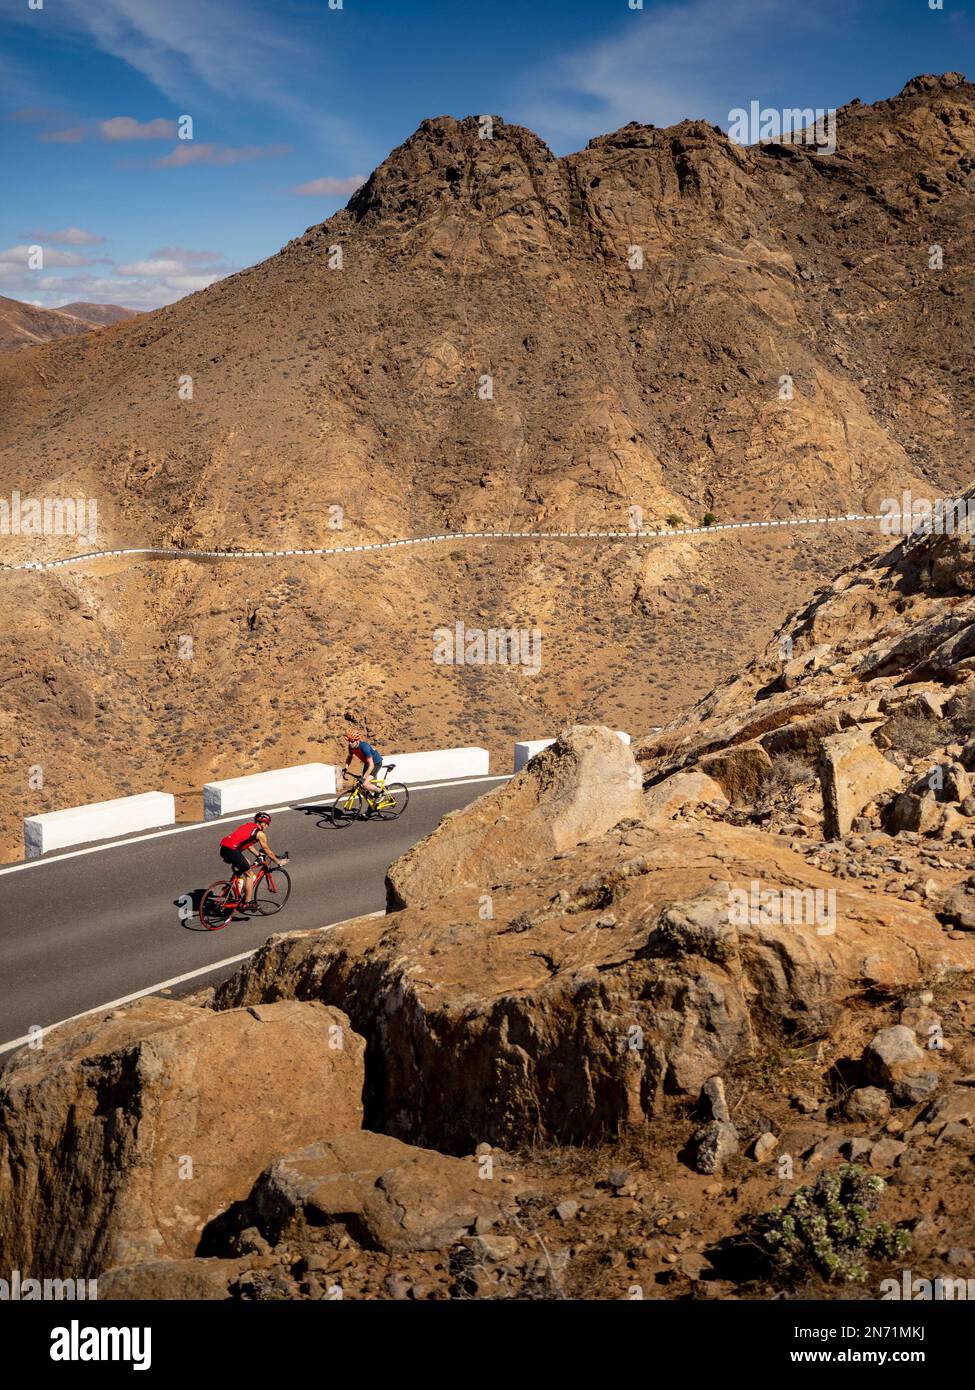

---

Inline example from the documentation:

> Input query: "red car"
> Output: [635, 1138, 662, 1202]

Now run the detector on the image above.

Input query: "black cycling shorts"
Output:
[220, 845, 252, 876]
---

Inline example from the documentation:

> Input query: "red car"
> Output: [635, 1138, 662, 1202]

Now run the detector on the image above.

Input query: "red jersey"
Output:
[220, 821, 261, 851]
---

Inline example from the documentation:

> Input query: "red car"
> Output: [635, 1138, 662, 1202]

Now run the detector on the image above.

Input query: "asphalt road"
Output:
[0, 775, 506, 1053]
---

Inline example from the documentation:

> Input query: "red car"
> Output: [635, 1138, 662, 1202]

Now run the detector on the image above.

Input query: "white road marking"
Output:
[0, 910, 387, 1056]
[0, 774, 511, 875]
[0, 513, 891, 574]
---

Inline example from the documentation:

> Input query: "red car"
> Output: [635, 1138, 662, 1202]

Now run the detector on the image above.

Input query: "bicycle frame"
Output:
[225, 856, 277, 906]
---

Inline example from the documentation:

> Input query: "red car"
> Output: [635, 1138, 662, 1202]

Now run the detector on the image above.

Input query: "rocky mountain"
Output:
[0, 295, 137, 352]
[0, 73, 972, 856]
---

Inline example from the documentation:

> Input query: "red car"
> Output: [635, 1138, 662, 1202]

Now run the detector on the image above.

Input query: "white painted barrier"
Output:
[24, 791, 176, 860]
[513, 731, 631, 773]
[204, 763, 337, 819]
[381, 747, 490, 784]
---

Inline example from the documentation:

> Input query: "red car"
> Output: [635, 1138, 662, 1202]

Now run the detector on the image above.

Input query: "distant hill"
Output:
[0, 295, 137, 351]
[57, 302, 140, 329]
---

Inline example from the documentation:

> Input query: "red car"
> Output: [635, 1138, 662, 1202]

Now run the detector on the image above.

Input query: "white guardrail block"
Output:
[383, 748, 490, 783]
[513, 732, 630, 773]
[24, 791, 176, 859]
[204, 763, 337, 819]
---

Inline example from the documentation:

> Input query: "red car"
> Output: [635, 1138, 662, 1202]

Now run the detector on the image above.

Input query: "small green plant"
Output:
[751, 1164, 910, 1284]
[702, 511, 717, 526]
[665, 514, 684, 527]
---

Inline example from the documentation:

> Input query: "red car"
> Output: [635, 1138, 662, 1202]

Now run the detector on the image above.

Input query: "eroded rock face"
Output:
[818, 729, 902, 839]
[642, 768, 727, 821]
[0, 998, 365, 1278]
[236, 1131, 520, 1254]
[636, 509, 975, 844]
[215, 820, 975, 1154]
[386, 724, 644, 909]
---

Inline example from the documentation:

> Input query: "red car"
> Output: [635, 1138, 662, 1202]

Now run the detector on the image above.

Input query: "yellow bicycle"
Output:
[331, 765, 410, 828]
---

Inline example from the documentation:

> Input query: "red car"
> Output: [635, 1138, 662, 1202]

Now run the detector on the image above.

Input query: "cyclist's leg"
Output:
[242, 863, 260, 904]
[225, 846, 257, 904]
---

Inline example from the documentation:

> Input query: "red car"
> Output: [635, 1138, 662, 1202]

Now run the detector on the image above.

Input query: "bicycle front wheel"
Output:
[254, 867, 292, 915]
[376, 783, 409, 820]
[331, 790, 362, 828]
[200, 881, 235, 930]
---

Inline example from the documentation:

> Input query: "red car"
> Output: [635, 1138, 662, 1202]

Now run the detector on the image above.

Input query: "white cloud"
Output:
[0, 245, 98, 269]
[38, 128, 87, 144]
[516, 0, 801, 148]
[0, 240, 232, 310]
[99, 115, 178, 140]
[292, 175, 366, 197]
[57, 0, 321, 119]
[153, 141, 290, 168]
[26, 227, 106, 246]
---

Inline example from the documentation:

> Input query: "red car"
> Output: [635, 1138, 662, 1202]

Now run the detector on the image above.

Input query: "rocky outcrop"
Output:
[818, 729, 902, 839]
[699, 743, 772, 805]
[643, 768, 727, 821]
[215, 819, 975, 1154]
[235, 1131, 520, 1253]
[0, 998, 365, 1278]
[386, 725, 644, 909]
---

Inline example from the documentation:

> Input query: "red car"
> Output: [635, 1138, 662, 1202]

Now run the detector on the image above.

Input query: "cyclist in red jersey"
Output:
[218, 811, 287, 910]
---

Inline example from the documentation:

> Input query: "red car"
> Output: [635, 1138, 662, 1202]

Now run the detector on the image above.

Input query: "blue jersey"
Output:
[352, 739, 382, 768]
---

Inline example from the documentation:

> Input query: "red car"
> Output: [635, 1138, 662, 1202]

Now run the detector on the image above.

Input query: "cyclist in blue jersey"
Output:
[344, 729, 384, 800]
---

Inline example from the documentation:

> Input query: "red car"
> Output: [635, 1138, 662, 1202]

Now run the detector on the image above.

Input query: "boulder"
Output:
[698, 742, 772, 805]
[862, 1025, 927, 1088]
[690, 1121, 738, 1174]
[938, 886, 975, 931]
[643, 769, 726, 821]
[214, 820, 975, 1153]
[818, 729, 902, 839]
[842, 1086, 891, 1124]
[386, 724, 645, 909]
[98, 1257, 252, 1301]
[760, 710, 843, 758]
[888, 789, 943, 835]
[236, 1130, 518, 1253]
[0, 998, 365, 1278]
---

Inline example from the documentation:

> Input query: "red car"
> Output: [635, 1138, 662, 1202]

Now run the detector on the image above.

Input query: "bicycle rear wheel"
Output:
[254, 867, 292, 915]
[376, 782, 409, 820]
[200, 880, 235, 930]
[331, 789, 362, 828]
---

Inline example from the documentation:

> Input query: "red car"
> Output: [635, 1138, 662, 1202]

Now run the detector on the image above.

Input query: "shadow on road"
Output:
[175, 886, 228, 933]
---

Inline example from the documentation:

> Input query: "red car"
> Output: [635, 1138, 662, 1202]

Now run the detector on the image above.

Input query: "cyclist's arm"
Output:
[255, 829, 286, 865]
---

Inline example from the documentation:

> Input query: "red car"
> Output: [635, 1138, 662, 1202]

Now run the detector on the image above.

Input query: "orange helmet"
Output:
[346, 729, 362, 743]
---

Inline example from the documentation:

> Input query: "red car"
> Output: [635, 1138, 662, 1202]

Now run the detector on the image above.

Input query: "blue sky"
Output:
[1, 0, 972, 310]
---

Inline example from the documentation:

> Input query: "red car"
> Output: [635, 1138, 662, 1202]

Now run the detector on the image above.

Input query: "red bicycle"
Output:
[199, 851, 292, 930]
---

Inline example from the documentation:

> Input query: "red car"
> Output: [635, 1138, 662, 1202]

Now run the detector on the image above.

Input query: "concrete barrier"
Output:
[204, 763, 337, 819]
[24, 791, 176, 859]
[513, 731, 630, 773]
[380, 747, 490, 784]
